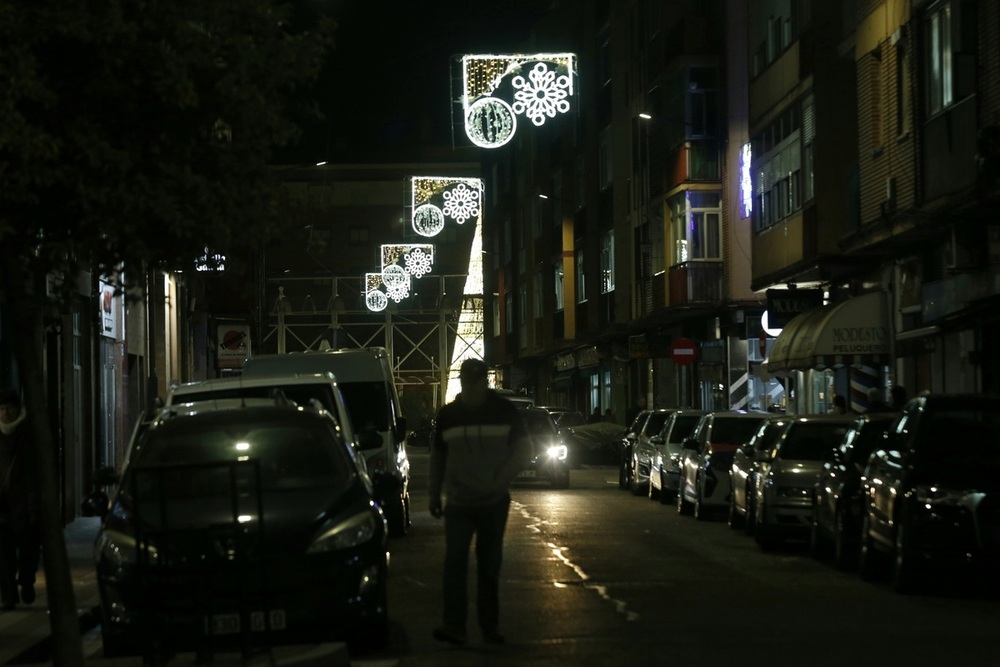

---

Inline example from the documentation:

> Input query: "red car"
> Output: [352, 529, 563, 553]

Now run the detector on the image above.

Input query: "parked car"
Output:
[647, 410, 707, 503]
[809, 412, 897, 569]
[241, 348, 411, 538]
[729, 415, 791, 532]
[752, 414, 855, 549]
[677, 412, 771, 520]
[618, 409, 652, 489]
[81, 401, 389, 658]
[626, 409, 676, 496]
[515, 407, 571, 488]
[858, 394, 1000, 593]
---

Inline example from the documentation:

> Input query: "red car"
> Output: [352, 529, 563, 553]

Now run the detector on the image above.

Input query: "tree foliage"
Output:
[0, 2, 333, 663]
[0, 0, 333, 276]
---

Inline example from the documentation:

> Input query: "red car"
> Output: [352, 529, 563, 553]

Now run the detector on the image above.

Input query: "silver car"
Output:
[729, 416, 791, 532]
[753, 414, 855, 549]
[627, 409, 676, 496]
[647, 410, 707, 504]
[677, 412, 771, 520]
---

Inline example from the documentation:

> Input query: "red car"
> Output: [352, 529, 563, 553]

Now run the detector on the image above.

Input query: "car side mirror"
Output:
[681, 437, 699, 451]
[650, 435, 664, 445]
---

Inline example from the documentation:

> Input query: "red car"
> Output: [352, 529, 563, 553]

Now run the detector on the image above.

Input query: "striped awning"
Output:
[766, 291, 890, 374]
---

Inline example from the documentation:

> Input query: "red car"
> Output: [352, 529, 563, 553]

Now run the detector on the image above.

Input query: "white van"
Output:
[242, 347, 411, 537]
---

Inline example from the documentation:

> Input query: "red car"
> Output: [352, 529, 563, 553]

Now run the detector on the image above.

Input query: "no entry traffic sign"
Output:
[670, 337, 697, 366]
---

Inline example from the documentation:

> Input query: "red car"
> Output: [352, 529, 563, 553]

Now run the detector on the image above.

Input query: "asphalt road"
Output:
[77, 447, 1000, 666]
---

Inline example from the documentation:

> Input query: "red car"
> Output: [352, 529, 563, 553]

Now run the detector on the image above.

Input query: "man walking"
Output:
[428, 359, 530, 646]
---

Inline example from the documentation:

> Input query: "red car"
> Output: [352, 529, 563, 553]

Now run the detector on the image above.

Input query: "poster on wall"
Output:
[217, 323, 251, 370]
[98, 280, 121, 340]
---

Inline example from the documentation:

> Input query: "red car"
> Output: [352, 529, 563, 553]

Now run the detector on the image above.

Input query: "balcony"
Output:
[669, 260, 723, 305]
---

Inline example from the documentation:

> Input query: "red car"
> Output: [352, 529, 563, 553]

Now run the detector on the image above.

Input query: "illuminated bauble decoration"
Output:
[366, 290, 388, 312]
[413, 204, 446, 237]
[465, 97, 516, 149]
[382, 264, 407, 288]
[512, 62, 571, 127]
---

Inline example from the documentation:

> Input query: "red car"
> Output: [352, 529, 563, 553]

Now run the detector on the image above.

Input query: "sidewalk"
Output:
[0, 516, 103, 665]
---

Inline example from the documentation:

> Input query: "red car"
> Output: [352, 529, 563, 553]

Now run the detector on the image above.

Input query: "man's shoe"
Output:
[432, 626, 467, 645]
[482, 629, 505, 645]
[20, 585, 35, 605]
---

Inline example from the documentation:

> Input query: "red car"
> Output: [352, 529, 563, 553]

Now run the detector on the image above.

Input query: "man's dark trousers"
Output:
[0, 524, 41, 604]
[442, 495, 511, 634]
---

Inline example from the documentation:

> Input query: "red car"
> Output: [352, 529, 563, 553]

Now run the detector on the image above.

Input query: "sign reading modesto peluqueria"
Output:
[461, 53, 577, 149]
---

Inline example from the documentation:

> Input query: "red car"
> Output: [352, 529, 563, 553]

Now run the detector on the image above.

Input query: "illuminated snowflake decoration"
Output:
[382, 264, 407, 288]
[465, 97, 516, 149]
[386, 280, 410, 303]
[404, 248, 433, 278]
[413, 204, 446, 237]
[442, 183, 480, 224]
[511, 63, 571, 127]
[366, 290, 388, 312]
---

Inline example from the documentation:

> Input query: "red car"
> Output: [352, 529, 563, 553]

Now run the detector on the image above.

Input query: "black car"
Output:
[859, 394, 1000, 593]
[516, 407, 571, 488]
[82, 403, 388, 658]
[809, 412, 897, 569]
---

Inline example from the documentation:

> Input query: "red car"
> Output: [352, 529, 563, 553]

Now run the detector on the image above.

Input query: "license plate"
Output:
[518, 469, 536, 478]
[205, 610, 286, 635]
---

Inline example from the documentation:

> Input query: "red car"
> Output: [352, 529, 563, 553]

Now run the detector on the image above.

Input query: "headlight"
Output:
[97, 529, 158, 567]
[308, 508, 380, 553]
[914, 485, 969, 506]
[776, 487, 812, 499]
[546, 444, 568, 461]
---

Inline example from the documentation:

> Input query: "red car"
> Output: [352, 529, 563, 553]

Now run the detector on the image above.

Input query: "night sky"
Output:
[280, 0, 553, 164]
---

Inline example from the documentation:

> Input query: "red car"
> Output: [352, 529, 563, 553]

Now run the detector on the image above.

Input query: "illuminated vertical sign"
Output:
[740, 142, 753, 219]
[461, 53, 576, 149]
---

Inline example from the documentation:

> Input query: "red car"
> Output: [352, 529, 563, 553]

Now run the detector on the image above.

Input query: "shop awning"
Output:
[765, 291, 890, 374]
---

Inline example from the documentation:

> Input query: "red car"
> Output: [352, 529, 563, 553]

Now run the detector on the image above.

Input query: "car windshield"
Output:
[667, 415, 702, 444]
[521, 410, 557, 436]
[711, 418, 766, 446]
[127, 417, 353, 498]
[917, 411, 1000, 460]
[644, 411, 670, 435]
[779, 422, 850, 460]
[172, 385, 339, 414]
[338, 381, 390, 431]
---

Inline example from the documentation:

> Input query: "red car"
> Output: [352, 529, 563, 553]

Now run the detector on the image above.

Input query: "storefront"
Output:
[765, 291, 890, 414]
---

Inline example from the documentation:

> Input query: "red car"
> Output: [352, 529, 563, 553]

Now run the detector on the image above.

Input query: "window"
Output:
[598, 127, 613, 190]
[670, 191, 721, 263]
[870, 55, 883, 148]
[896, 41, 912, 136]
[532, 271, 543, 319]
[492, 297, 501, 337]
[349, 225, 369, 245]
[554, 260, 564, 311]
[601, 230, 615, 294]
[925, 3, 953, 115]
[505, 292, 513, 334]
[576, 247, 587, 303]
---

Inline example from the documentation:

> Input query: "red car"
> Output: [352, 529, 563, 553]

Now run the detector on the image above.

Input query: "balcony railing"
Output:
[669, 259, 723, 305]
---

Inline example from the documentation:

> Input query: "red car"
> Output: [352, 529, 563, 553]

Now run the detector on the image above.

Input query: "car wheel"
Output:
[659, 472, 674, 505]
[728, 491, 743, 529]
[833, 506, 856, 571]
[754, 501, 777, 550]
[387, 491, 409, 538]
[858, 513, 881, 582]
[676, 481, 693, 515]
[808, 503, 827, 559]
[892, 519, 921, 594]
[743, 489, 756, 536]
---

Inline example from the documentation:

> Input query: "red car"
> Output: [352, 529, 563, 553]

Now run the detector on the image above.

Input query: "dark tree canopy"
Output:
[0, 0, 334, 280]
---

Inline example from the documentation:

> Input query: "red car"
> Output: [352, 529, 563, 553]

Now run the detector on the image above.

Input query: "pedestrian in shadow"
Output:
[0, 389, 41, 611]
[428, 360, 531, 646]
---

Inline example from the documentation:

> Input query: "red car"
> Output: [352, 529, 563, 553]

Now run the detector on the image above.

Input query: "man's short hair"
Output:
[0, 389, 21, 407]
[459, 359, 488, 382]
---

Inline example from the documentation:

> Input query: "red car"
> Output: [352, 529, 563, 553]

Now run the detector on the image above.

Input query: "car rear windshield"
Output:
[337, 381, 391, 431]
[129, 418, 353, 495]
[712, 418, 766, 446]
[780, 423, 850, 460]
[172, 385, 338, 414]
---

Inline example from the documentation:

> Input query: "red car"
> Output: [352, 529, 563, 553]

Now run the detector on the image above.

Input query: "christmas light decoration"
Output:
[410, 176, 483, 236]
[461, 53, 576, 149]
